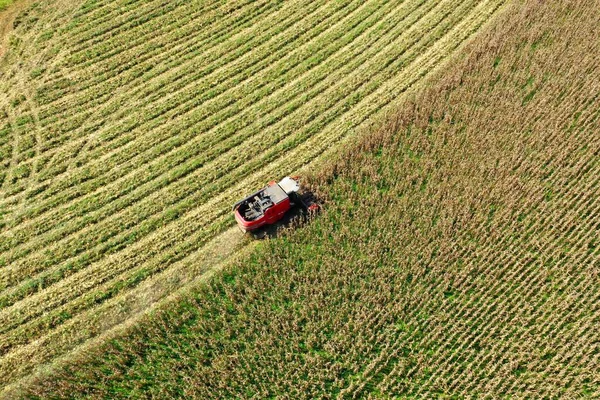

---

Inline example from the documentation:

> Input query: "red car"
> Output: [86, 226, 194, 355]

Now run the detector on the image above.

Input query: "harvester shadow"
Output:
[248, 190, 321, 240]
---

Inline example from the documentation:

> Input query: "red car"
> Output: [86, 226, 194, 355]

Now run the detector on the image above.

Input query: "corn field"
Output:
[0, 0, 509, 393]
[4, 0, 599, 397]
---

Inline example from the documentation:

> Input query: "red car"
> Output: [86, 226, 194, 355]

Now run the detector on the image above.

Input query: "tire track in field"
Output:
[0, 0, 87, 201]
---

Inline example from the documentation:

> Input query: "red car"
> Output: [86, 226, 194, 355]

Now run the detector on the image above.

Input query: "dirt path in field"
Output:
[0, 0, 31, 58]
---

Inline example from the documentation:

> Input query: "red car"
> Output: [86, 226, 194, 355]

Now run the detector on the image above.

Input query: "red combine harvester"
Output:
[233, 176, 319, 234]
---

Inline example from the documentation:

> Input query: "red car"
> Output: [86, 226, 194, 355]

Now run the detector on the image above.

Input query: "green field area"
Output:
[1, 0, 599, 397]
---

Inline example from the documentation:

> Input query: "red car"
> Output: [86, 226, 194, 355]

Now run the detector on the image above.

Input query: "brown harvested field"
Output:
[8, 0, 599, 398]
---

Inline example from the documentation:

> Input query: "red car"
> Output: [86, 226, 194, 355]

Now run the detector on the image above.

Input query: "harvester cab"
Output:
[232, 176, 319, 235]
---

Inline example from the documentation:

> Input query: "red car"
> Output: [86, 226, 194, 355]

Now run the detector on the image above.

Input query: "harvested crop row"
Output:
[0, 0, 353, 205]
[36, 0, 292, 113]
[36, 0, 316, 126]
[28, 0, 359, 180]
